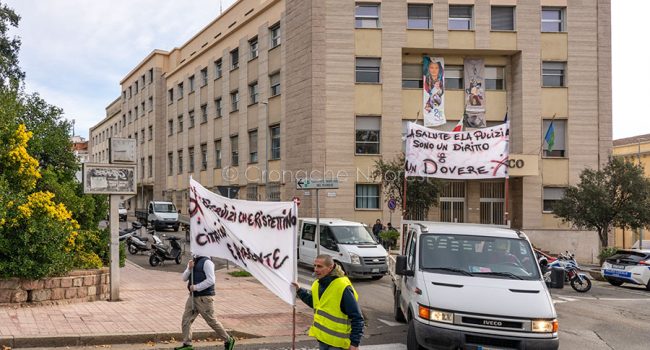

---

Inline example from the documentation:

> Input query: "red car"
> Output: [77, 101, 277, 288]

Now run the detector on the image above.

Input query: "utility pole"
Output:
[638, 139, 645, 250]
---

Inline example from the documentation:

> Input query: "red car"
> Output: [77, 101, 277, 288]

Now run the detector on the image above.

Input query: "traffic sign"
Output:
[292, 196, 301, 206]
[296, 178, 339, 190]
[387, 198, 397, 210]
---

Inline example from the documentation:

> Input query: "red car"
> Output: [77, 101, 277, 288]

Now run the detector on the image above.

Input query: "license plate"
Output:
[371, 268, 379, 273]
[611, 264, 625, 270]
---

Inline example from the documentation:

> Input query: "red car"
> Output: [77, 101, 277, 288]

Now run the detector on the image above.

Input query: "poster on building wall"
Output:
[464, 58, 486, 128]
[188, 178, 298, 305]
[404, 122, 509, 179]
[423, 56, 446, 127]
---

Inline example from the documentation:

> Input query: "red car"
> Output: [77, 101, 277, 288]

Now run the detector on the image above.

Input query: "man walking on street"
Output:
[175, 256, 236, 350]
[292, 254, 364, 350]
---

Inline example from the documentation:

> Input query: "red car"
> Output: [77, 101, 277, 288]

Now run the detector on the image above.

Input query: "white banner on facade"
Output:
[189, 178, 298, 305]
[404, 122, 510, 179]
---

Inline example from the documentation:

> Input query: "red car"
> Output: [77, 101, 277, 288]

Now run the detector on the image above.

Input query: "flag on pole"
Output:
[452, 120, 463, 132]
[544, 121, 555, 152]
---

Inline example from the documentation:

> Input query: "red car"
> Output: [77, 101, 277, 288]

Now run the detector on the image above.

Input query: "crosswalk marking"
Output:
[254, 344, 406, 350]
[377, 318, 404, 327]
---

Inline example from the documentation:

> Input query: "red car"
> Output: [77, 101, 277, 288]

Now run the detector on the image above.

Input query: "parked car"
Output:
[118, 203, 127, 222]
[601, 249, 650, 290]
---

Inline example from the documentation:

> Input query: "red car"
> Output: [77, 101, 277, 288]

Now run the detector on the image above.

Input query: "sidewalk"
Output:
[0, 261, 312, 348]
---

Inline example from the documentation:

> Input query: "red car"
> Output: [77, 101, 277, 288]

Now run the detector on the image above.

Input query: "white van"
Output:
[393, 222, 559, 350]
[298, 218, 388, 279]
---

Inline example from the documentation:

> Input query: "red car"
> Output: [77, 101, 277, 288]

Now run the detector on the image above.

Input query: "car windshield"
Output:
[419, 234, 540, 280]
[154, 203, 176, 213]
[330, 225, 377, 244]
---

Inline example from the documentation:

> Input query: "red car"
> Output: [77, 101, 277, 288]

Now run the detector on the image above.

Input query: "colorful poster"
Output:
[464, 58, 486, 128]
[189, 178, 298, 305]
[423, 56, 446, 127]
[404, 122, 510, 179]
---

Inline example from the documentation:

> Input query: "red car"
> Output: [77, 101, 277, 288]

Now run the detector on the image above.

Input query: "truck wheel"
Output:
[394, 291, 406, 323]
[173, 225, 179, 232]
[407, 318, 424, 350]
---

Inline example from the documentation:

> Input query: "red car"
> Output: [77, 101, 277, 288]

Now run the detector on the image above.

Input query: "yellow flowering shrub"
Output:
[0, 124, 101, 279]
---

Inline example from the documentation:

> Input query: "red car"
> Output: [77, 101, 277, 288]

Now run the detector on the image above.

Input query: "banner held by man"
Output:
[188, 178, 298, 305]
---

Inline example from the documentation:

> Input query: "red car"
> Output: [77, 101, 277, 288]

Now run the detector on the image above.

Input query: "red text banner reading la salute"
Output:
[404, 122, 510, 179]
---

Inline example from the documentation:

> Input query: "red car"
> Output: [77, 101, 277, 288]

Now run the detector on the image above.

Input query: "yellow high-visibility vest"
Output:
[308, 277, 359, 349]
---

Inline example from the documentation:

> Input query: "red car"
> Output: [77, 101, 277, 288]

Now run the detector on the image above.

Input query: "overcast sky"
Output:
[4, 0, 647, 140]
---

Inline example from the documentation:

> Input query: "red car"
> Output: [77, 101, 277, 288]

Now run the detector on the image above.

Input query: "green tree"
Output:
[553, 157, 650, 248]
[0, 2, 24, 91]
[372, 154, 442, 219]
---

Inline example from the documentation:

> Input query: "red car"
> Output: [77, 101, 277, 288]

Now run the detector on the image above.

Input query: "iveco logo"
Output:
[373, 259, 379, 262]
[483, 320, 503, 327]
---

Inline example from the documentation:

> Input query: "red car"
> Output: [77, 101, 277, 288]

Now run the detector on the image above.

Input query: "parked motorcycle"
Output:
[148, 231, 182, 266]
[126, 227, 151, 255]
[119, 221, 143, 242]
[541, 251, 591, 292]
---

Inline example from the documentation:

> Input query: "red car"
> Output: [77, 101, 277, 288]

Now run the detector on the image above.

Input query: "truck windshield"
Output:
[419, 234, 540, 280]
[331, 226, 377, 244]
[154, 203, 177, 213]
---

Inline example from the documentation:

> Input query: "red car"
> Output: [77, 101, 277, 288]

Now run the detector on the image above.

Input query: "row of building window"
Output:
[123, 68, 155, 100]
[358, 60, 566, 88]
[166, 125, 281, 175]
[357, 3, 565, 33]
[168, 23, 280, 104]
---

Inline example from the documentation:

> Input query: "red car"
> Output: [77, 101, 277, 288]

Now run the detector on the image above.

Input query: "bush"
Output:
[598, 247, 618, 263]
[380, 229, 400, 250]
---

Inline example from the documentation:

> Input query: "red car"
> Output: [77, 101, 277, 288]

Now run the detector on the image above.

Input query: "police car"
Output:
[601, 249, 650, 290]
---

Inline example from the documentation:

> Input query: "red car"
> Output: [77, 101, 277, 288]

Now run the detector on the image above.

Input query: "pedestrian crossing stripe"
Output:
[255, 344, 406, 350]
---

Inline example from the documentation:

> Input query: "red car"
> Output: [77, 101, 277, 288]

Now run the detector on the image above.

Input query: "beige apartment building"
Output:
[89, 0, 612, 261]
[612, 136, 650, 249]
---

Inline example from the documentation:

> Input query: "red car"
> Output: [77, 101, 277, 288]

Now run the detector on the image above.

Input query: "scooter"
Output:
[119, 221, 143, 242]
[148, 231, 182, 266]
[126, 227, 151, 255]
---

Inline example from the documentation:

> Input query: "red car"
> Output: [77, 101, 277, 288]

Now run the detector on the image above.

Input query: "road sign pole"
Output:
[316, 188, 320, 257]
[109, 195, 120, 301]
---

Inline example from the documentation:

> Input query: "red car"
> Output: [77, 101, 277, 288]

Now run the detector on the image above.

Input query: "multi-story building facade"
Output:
[612, 135, 650, 248]
[90, 0, 612, 261]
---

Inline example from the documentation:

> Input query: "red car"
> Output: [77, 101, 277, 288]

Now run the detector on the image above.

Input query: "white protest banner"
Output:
[188, 178, 298, 305]
[405, 122, 509, 179]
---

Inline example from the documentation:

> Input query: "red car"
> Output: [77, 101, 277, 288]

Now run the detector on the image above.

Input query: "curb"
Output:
[1, 329, 259, 349]
[585, 268, 606, 282]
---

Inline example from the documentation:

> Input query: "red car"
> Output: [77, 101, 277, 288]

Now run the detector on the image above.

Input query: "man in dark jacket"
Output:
[372, 219, 384, 242]
[292, 254, 364, 350]
[175, 256, 236, 350]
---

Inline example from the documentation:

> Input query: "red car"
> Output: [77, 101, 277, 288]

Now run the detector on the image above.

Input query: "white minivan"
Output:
[298, 218, 388, 279]
[393, 222, 559, 350]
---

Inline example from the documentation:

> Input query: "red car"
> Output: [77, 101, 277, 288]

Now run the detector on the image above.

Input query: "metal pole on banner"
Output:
[316, 188, 320, 257]
[504, 177, 510, 227]
[292, 200, 298, 350]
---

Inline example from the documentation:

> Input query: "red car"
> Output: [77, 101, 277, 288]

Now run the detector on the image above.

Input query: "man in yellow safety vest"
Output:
[292, 254, 364, 350]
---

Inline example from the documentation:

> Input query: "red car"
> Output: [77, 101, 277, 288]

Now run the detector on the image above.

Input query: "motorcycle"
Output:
[148, 231, 183, 266]
[126, 227, 151, 255]
[119, 221, 143, 242]
[541, 251, 591, 293]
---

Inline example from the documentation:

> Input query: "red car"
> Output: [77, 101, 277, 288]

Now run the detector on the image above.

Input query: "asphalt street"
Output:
[114, 220, 650, 349]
